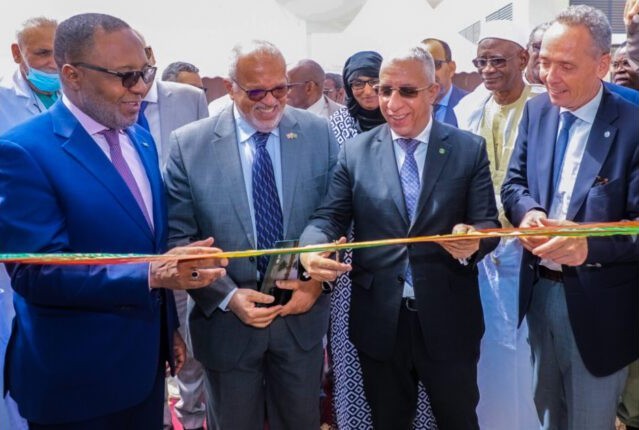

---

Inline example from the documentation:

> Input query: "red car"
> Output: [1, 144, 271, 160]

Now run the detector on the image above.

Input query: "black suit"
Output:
[300, 121, 499, 429]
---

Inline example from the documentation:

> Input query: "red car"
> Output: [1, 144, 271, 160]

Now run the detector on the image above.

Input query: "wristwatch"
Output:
[301, 271, 334, 294]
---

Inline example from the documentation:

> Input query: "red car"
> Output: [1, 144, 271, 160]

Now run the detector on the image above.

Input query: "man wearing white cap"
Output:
[454, 19, 540, 430]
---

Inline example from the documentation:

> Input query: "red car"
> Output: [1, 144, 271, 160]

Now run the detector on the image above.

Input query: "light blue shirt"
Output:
[219, 105, 284, 310]
[543, 84, 603, 271]
[390, 121, 432, 298]
[434, 85, 453, 123]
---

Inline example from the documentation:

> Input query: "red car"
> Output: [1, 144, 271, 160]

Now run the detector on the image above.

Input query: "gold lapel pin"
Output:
[286, 132, 298, 140]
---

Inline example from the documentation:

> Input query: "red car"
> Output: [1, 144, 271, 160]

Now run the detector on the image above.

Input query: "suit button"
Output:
[249, 257, 255, 263]
[397, 275, 405, 283]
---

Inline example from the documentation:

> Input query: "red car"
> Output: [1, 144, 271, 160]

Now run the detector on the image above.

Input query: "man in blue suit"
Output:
[421, 38, 468, 127]
[0, 13, 226, 430]
[501, 6, 639, 430]
[299, 45, 499, 429]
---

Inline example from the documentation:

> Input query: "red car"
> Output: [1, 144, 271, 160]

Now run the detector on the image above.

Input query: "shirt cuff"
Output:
[218, 287, 238, 311]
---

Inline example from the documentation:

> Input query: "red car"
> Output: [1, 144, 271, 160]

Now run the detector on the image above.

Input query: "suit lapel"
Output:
[211, 108, 257, 248]
[536, 102, 559, 209]
[278, 111, 302, 237]
[156, 82, 171, 153]
[54, 104, 155, 241]
[411, 121, 452, 232]
[373, 126, 409, 225]
[567, 92, 618, 220]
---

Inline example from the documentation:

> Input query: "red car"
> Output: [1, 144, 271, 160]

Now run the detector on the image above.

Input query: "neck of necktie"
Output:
[252, 131, 283, 280]
[397, 138, 421, 222]
[552, 111, 578, 192]
[100, 129, 153, 230]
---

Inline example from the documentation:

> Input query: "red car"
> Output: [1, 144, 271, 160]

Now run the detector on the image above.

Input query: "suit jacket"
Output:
[151, 80, 208, 166]
[501, 88, 639, 377]
[604, 81, 639, 105]
[441, 84, 468, 127]
[164, 105, 339, 371]
[0, 101, 177, 424]
[300, 121, 500, 362]
[0, 69, 49, 134]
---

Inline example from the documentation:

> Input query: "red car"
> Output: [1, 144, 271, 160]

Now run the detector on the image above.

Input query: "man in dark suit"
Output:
[164, 40, 338, 430]
[299, 45, 499, 430]
[501, 6, 639, 429]
[0, 13, 226, 429]
[421, 38, 468, 126]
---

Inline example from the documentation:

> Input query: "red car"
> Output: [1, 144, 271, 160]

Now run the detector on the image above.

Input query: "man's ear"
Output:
[448, 60, 457, 78]
[11, 43, 22, 64]
[61, 64, 80, 90]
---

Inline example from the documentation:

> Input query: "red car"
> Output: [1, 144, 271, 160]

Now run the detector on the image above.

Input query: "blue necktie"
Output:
[137, 101, 150, 132]
[397, 138, 421, 289]
[252, 132, 283, 280]
[552, 111, 578, 192]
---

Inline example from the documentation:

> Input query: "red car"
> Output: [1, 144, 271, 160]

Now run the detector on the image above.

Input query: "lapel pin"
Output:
[604, 131, 610, 138]
[141, 141, 149, 147]
[438, 148, 446, 155]
[286, 132, 298, 140]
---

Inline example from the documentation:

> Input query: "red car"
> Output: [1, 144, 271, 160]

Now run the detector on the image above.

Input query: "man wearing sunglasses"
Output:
[421, 38, 468, 127]
[286, 59, 342, 119]
[454, 19, 542, 430]
[164, 40, 338, 430]
[299, 45, 499, 430]
[0, 13, 228, 429]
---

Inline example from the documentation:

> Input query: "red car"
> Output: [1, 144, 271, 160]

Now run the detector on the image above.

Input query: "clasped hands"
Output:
[518, 210, 588, 266]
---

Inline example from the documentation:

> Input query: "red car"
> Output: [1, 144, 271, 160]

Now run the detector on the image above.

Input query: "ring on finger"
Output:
[191, 270, 200, 280]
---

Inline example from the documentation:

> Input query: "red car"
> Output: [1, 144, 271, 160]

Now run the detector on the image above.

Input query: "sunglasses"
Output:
[373, 84, 432, 98]
[233, 80, 289, 101]
[73, 63, 157, 88]
[350, 78, 380, 91]
[472, 56, 512, 69]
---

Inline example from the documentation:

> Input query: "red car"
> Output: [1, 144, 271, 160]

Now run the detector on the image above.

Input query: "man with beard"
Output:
[0, 13, 227, 429]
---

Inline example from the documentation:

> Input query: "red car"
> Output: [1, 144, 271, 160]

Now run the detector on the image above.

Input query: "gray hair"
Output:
[554, 5, 611, 55]
[16, 17, 57, 48]
[381, 45, 435, 83]
[162, 61, 200, 81]
[527, 22, 551, 48]
[54, 13, 130, 68]
[325, 72, 343, 89]
[227, 40, 284, 81]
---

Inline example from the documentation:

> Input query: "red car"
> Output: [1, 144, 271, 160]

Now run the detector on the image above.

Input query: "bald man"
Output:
[287, 59, 342, 118]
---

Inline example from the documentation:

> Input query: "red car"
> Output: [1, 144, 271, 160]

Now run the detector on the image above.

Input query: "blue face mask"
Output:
[26, 67, 61, 92]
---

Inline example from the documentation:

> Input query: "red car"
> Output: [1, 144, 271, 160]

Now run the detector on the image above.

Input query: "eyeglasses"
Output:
[530, 42, 542, 52]
[350, 78, 379, 91]
[373, 84, 432, 98]
[233, 80, 289, 101]
[72, 63, 157, 88]
[433, 59, 450, 70]
[472, 56, 513, 69]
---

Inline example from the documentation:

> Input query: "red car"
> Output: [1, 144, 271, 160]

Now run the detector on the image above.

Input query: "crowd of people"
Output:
[0, 2, 638, 430]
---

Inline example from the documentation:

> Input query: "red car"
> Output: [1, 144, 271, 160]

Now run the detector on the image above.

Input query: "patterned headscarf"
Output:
[342, 51, 386, 133]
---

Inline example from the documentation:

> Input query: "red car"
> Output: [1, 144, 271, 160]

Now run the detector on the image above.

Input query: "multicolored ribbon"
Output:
[0, 221, 637, 266]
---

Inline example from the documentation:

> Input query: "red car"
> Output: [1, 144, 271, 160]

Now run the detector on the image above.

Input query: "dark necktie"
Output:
[252, 132, 283, 280]
[552, 111, 578, 192]
[432, 103, 443, 121]
[397, 138, 421, 289]
[100, 129, 153, 228]
[137, 101, 150, 132]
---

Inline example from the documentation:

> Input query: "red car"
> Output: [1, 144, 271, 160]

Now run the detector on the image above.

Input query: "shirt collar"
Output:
[62, 93, 112, 135]
[438, 85, 454, 107]
[232, 103, 280, 143]
[559, 83, 603, 125]
[390, 119, 433, 145]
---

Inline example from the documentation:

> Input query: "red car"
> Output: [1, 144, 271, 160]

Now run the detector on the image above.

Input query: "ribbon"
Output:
[0, 221, 637, 266]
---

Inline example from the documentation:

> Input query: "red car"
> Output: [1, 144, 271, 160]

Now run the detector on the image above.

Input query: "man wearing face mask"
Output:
[0, 17, 60, 134]
[0, 16, 58, 430]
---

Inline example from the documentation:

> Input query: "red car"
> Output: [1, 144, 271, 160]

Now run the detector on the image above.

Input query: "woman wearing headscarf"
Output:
[326, 51, 437, 430]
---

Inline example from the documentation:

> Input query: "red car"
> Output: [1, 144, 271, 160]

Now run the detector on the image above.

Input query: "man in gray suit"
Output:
[299, 45, 499, 430]
[164, 40, 339, 430]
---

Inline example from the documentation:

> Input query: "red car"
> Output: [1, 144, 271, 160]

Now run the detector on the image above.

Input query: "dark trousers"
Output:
[358, 303, 480, 430]
[28, 362, 165, 430]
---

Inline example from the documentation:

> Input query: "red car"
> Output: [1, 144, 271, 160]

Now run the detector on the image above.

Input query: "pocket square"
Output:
[593, 176, 609, 186]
